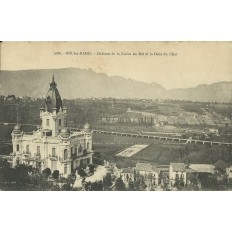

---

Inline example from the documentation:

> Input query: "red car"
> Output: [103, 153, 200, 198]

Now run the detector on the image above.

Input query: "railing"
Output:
[60, 157, 72, 162]
[22, 151, 31, 155]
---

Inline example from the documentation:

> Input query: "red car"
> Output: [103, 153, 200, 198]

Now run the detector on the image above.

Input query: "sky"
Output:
[1, 41, 232, 90]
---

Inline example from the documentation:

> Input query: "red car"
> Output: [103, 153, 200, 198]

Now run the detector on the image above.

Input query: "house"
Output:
[226, 165, 232, 179]
[11, 76, 93, 177]
[135, 162, 152, 175]
[189, 164, 215, 174]
[135, 162, 160, 186]
[121, 167, 135, 183]
[169, 163, 187, 186]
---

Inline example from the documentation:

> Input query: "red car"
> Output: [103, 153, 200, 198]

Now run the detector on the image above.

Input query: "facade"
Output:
[121, 167, 135, 183]
[226, 166, 232, 179]
[11, 76, 93, 177]
[135, 162, 160, 186]
[169, 163, 187, 186]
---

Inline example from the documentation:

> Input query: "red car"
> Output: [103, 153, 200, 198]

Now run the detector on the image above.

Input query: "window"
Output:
[59, 129, 61, 133]
[87, 158, 90, 164]
[52, 148, 56, 157]
[71, 147, 73, 154]
[37, 146, 40, 155]
[78, 145, 82, 153]
[87, 142, 89, 150]
[51, 161, 57, 170]
[64, 149, 68, 160]
[26, 145, 30, 153]
[59, 119, 61, 126]
[16, 144, 19, 152]
[64, 165, 68, 174]
[46, 119, 49, 126]
[75, 148, 77, 154]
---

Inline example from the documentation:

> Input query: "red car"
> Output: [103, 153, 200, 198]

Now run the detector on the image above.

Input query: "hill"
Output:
[0, 68, 231, 102]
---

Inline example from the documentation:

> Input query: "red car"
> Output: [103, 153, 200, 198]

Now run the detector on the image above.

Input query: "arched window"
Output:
[26, 145, 30, 153]
[64, 149, 68, 160]
[52, 148, 56, 157]
[78, 145, 82, 153]
[16, 144, 19, 152]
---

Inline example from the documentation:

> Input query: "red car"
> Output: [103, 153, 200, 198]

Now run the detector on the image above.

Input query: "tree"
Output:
[78, 168, 87, 178]
[115, 177, 126, 191]
[52, 170, 59, 179]
[91, 181, 103, 191]
[103, 173, 112, 190]
[15, 163, 30, 186]
[88, 164, 95, 174]
[66, 174, 76, 186]
[128, 180, 135, 191]
[42, 168, 51, 178]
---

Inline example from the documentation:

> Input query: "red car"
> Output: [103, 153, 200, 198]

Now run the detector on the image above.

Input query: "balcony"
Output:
[59, 157, 72, 163]
[48, 154, 58, 161]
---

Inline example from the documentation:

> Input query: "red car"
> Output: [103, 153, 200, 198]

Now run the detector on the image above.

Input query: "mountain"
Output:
[0, 68, 166, 99]
[0, 68, 231, 102]
[168, 82, 232, 102]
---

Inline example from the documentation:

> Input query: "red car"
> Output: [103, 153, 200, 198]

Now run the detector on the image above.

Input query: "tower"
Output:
[40, 75, 67, 137]
[11, 75, 94, 177]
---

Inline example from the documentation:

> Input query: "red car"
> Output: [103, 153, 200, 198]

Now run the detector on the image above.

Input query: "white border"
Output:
[1, 1, 232, 232]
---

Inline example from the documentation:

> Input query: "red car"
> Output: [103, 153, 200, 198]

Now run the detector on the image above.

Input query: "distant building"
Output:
[226, 165, 232, 179]
[135, 162, 160, 186]
[169, 163, 187, 186]
[11, 76, 93, 177]
[121, 167, 135, 183]
[189, 164, 215, 174]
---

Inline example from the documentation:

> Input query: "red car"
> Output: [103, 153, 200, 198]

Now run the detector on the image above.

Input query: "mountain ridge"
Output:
[0, 68, 231, 102]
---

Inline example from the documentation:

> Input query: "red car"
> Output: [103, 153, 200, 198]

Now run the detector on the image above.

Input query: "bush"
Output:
[42, 168, 51, 178]
[52, 170, 59, 179]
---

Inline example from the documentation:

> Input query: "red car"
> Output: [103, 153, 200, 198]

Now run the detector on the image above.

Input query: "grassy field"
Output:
[93, 133, 232, 168]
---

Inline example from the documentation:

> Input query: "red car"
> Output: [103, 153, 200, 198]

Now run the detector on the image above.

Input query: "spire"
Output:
[45, 74, 62, 113]
[16, 103, 19, 124]
[50, 74, 57, 88]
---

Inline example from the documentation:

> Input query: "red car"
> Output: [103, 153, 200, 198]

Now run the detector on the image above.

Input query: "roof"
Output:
[44, 75, 63, 113]
[214, 160, 227, 171]
[186, 167, 196, 173]
[189, 164, 215, 173]
[122, 168, 135, 174]
[151, 166, 160, 174]
[170, 163, 186, 172]
[156, 165, 169, 172]
[136, 162, 152, 172]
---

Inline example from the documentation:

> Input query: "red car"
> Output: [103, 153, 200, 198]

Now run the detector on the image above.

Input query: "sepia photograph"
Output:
[1, 41, 232, 191]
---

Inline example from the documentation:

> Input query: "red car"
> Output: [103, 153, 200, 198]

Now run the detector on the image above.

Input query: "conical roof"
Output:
[45, 75, 62, 113]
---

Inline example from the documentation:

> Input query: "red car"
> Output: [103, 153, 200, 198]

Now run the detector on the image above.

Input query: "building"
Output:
[11, 76, 93, 177]
[121, 167, 135, 183]
[169, 163, 187, 186]
[135, 162, 160, 186]
[188, 164, 215, 174]
[226, 165, 232, 179]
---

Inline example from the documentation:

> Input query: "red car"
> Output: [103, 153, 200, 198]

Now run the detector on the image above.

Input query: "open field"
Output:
[115, 144, 149, 157]
[93, 133, 232, 168]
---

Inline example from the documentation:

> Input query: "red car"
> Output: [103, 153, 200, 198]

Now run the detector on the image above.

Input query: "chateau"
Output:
[11, 76, 93, 176]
